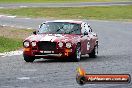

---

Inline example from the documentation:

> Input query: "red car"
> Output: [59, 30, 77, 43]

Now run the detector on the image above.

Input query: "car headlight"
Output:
[23, 41, 30, 47]
[58, 42, 63, 48]
[66, 43, 72, 48]
[31, 41, 37, 47]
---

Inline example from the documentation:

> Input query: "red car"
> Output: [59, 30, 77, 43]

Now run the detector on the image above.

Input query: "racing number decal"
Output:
[87, 42, 90, 50]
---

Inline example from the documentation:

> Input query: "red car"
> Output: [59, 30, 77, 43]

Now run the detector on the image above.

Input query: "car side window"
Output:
[71, 24, 80, 34]
[85, 23, 91, 33]
[81, 22, 89, 35]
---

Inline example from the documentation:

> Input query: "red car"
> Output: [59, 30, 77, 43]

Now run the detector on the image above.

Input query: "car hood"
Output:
[25, 34, 80, 43]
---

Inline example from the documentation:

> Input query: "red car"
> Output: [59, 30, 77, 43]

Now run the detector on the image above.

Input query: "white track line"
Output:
[27, 27, 32, 29]
[24, 18, 31, 19]
[0, 15, 4, 17]
[0, 50, 23, 57]
[10, 25, 15, 27]
[7, 15, 16, 18]
[0, 53, 4, 56]
[0, 7, 4, 9]
[2, 25, 6, 27]
[19, 6, 28, 8]
[17, 77, 30, 80]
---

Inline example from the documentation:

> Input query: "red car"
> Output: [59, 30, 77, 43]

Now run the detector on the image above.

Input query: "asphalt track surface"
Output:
[0, 1, 132, 8]
[0, 15, 132, 88]
[0, 2, 132, 88]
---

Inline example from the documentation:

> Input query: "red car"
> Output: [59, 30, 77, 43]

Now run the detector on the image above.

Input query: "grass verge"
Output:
[0, 0, 126, 3]
[0, 36, 22, 53]
[0, 26, 33, 53]
[0, 5, 132, 21]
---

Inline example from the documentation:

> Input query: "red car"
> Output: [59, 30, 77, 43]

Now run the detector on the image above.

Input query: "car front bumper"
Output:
[23, 47, 75, 58]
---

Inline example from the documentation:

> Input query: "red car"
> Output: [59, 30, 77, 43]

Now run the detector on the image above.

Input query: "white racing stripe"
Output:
[0, 50, 23, 57]
[51, 34, 62, 42]
[40, 34, 57, 41]
[2, 25, 6, 27]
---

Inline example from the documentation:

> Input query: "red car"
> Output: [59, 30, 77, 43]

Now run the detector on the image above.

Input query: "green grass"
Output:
[0, 36, 22, 53]
[0, 0, 123, 3]
[0, 26, 33, 53]
[0, 5, 132, 21]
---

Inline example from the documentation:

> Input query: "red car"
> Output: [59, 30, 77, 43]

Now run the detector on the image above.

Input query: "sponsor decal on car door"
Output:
[81, 36, 88, 54]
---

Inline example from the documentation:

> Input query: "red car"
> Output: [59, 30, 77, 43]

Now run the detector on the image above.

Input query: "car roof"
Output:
[45, 20, 83, 24]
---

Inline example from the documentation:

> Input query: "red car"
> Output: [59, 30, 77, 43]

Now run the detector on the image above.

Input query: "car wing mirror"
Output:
[39, 22, 46, 29]
[33, 31, 36, 35]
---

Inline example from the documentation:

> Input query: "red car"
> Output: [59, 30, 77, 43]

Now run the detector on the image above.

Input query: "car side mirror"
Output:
[33, 31, 37, 35]
[84, 31, 88, 35]
[91, 29, 93, 32]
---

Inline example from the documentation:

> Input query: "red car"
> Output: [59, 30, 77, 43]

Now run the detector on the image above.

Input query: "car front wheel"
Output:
[72, 44, 81, 62]
[23, 54, 35, 62]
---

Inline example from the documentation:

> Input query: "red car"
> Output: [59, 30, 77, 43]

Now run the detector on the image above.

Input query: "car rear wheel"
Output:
[72, 44, 81, 62]
[23, 54, 35, 62]
[89, 46, 97, 58]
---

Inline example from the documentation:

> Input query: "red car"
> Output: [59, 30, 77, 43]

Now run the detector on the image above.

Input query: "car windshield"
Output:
[38, 22, 81, 34]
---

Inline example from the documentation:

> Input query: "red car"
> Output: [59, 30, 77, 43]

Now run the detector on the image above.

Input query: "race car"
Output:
[23, 20, 98, 62]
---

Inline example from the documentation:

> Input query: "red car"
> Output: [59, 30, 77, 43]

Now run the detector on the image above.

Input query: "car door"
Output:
[83, 23, 93, 54]
[85, 23, 97, 53]
[80, 22, 90, 55]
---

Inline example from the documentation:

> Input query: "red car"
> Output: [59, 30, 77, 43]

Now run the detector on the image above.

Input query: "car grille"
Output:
[38, 41, 56, 51]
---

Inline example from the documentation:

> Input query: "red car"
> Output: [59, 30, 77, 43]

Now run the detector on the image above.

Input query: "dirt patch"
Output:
[0, 26, 34, 40]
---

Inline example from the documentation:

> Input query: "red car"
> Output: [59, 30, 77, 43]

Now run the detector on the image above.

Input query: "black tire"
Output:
[72, 43, 81, 62]
[89, 46, 97, 58]
[23, 54, 35, 62]
[76, 75, 86, 85]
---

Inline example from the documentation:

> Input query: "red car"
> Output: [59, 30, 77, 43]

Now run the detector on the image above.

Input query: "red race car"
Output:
[23, 20, 98, 62]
